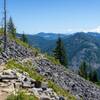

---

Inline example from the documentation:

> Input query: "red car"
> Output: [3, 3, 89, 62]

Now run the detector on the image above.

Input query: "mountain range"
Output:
[17, 32, 100, 72]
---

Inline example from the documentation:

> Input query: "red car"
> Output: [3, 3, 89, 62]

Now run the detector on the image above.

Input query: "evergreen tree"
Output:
[78, 61, 88, 79]
[7, 17, 16, 37]
[89, 70, 98, 82]
[92, 70, 98, 82]
[21, 33, 28, 43]
[53, 37, 68, 67]
[88, 71, 93, 81]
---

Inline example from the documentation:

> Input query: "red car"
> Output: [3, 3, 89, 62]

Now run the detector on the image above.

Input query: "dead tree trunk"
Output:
[4, 0, 7, 52]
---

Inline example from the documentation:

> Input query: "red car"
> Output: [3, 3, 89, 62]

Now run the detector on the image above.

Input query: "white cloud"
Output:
[82, 26, 100, 33]
[66, 29, 73, 32]
[65, 26, 100, 34]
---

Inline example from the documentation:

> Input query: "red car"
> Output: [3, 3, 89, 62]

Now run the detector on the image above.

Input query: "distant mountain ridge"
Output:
[17, 32, 100, 71]
[35, 32, 67, 40]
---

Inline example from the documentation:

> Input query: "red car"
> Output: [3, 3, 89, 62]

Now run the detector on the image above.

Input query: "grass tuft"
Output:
[45, 54, 61, 65]
[6, 59, 44, 81]
[6, 91, 38, 100]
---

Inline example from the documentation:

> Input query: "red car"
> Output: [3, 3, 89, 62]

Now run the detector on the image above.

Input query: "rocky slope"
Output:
[0, 36, 76, 100]
[0, 36, 34, 64]
[34, 58, 100, 100]
[0, 36, 100, 100]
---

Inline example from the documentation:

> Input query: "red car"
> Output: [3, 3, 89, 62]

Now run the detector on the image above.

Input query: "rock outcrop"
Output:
[0, 69, 61, 100]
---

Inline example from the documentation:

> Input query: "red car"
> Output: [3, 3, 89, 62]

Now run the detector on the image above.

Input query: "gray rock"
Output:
[35, 59, 100, 100]
[59, 96, 65, 100]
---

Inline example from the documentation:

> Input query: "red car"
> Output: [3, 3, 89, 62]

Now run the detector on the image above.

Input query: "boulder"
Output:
[34, 81, 41, 88]
[40, 97, 50, 100]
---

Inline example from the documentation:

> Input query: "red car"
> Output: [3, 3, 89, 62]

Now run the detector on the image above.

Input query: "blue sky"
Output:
[0, 0, 100, 34]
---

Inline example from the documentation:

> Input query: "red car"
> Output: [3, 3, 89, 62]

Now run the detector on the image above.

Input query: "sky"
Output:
[0, 0, 100, 34]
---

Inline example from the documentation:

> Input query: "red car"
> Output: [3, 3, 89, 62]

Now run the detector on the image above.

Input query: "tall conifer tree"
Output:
[21, 33, 28, 43]
[53, 37, 68, 67]
[89, 70, 98, 82]
[7, 17, 16, 37]
[78, 61, 88, 79]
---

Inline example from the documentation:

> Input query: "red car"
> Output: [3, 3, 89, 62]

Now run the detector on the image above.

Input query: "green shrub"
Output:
[6, 91, 38, 100]
[45, 54, 61, 65]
